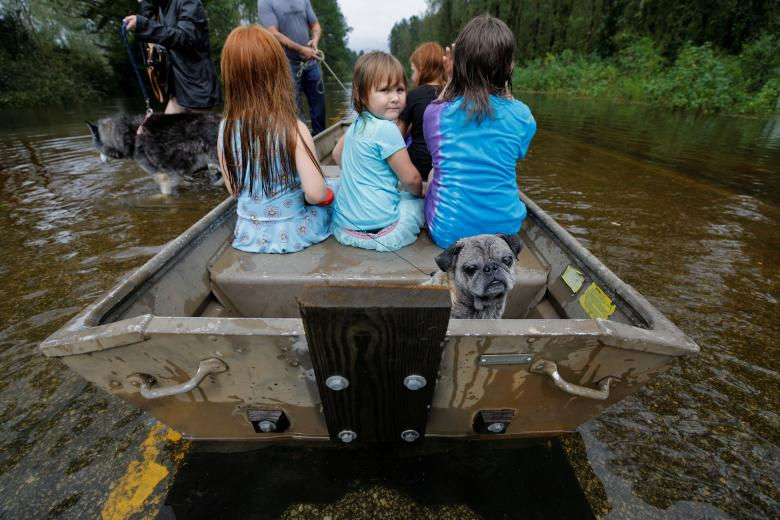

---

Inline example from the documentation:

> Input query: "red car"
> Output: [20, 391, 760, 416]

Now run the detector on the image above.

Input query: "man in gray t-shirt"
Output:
[259, 0, 326, 135]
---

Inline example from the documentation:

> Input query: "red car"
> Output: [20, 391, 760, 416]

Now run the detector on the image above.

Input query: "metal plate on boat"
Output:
[478, 354, 534, 366]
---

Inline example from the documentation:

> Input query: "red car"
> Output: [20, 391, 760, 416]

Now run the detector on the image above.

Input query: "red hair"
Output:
[410, 42, 446, 86]
[220, 25, 320, 197]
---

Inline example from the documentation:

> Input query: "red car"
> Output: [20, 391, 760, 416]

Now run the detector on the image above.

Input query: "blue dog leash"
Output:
[121, 21, 154, 122]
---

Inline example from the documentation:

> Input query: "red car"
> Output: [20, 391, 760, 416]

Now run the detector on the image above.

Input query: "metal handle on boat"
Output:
[530, 359, 613, 400]
[127, 358, 228, 399]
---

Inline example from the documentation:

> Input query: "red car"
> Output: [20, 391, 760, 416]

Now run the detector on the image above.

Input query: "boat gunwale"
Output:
[39, 120, 699, 359]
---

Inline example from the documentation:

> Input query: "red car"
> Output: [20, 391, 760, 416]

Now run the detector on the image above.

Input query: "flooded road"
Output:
[1, 86, 778, 518]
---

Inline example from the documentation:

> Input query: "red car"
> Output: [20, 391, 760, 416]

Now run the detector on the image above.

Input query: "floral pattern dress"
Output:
[220, 120, 333, 254]
[232, 181, 333, 254]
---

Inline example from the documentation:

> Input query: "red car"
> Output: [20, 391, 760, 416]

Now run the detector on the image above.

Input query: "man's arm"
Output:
[265, 25, 317, 60]
[124, 0, 203, 49]
[259, 0, 317, 59]
[308, 21, 321, 51]
[138, 0, 157, 19]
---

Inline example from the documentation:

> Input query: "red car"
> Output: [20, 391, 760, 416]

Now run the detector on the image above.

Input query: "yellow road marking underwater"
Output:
[101, 423, 190, 519]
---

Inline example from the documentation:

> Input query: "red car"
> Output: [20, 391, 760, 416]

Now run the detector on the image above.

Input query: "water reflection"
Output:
[516, 93, 779, 519]
[0, 85, 777, 518]
[163, 440, 594, 519]
[521, 94, 780, 205]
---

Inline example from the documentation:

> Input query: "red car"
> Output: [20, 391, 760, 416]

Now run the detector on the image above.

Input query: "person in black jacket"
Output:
[123, 0, 221, 113]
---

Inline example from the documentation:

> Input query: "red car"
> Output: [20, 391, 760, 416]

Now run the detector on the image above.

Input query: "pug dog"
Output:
[429, 233, 524, 319]
[86, 112, 222, 194]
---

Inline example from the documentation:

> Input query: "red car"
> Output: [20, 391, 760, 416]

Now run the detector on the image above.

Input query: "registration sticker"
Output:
[561, 265, 585, 293]
[579, 282, 616, 319]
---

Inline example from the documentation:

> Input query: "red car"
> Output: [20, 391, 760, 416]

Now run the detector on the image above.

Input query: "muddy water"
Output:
[0, 86, 778, 518]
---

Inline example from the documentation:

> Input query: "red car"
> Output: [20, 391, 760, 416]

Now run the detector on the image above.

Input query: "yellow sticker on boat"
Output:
[561, 265, 585, 293]
[579, 282, 616, 319]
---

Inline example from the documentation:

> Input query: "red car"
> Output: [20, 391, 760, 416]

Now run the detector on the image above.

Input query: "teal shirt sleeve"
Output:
[374, 120, 406, 160]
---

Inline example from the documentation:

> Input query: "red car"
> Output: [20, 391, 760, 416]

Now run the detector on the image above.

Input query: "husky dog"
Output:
[86, 112, 223, 195]
[428, 233, 524, 319]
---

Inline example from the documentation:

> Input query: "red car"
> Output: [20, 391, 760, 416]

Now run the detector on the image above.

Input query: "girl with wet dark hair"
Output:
[423, 15, 537, 249]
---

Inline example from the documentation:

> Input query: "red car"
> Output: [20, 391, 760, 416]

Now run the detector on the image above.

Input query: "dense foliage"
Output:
[389, 0, 780, 114]
[0, 0, 355, 107]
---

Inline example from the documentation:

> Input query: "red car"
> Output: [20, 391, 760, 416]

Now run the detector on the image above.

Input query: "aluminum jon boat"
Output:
[40, 120, 699, 443]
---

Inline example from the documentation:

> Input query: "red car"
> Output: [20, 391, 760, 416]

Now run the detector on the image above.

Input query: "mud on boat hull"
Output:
[40, 121, 698, 442]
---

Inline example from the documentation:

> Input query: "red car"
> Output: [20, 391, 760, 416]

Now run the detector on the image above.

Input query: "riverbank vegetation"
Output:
[0, 0, 355, 108]
[390, 0, 779, 115]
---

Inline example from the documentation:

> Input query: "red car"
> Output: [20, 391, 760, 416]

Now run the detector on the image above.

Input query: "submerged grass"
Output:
[514, 33, 780, 115]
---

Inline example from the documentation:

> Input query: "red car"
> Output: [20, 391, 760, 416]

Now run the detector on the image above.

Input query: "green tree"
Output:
[0, 0, 355, 107]
[311, 0, 353, 79]
[388, 0, 780, 114]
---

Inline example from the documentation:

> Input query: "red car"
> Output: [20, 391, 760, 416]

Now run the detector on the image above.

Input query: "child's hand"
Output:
[443, 44, 454, 81]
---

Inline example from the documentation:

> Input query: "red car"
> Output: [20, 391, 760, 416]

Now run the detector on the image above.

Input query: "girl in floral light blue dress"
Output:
[222, 135, 334, 253]
[217, 25, 335, 254]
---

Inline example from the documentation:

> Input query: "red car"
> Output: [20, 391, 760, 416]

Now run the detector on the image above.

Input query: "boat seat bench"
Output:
[207, 231, 550, 319]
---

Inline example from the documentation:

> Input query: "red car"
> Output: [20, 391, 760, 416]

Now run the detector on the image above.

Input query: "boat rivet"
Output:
[487, 422, 505, 433]
[338, 430, 357, 443]
[403, 375, 426, 391]
[401, 429, 419, 442]
[258, 420, 276, 433]
[326, 375, 349, 391]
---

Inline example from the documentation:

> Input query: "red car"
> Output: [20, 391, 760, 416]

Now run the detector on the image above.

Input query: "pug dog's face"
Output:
[434, 233, 524, 319]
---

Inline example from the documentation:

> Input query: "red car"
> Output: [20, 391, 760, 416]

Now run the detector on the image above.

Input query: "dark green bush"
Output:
[514, 36, 779, 115]
[648, 43, 741, 112]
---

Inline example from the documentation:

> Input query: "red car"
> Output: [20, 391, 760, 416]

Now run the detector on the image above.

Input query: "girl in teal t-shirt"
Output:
[332, 51, 424, 252]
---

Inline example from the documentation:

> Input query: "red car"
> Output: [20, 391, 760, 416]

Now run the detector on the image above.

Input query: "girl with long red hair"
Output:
[218, 25, 334, 253]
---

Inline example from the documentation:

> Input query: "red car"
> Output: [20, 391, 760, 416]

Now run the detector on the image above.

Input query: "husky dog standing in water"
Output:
[86, 112, 222, 195]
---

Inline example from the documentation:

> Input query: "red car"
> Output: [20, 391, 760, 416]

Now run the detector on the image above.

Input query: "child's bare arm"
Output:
[332, 134, 345, 166]
[217, 142, 234, 197]
[295, 121, 329, 204]
[387, 148, 422, 197]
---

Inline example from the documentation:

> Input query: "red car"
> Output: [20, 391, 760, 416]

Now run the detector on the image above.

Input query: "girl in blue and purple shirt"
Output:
[423, 16, 536, 249]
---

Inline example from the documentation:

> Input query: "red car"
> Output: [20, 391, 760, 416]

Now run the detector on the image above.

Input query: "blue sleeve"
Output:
[515, 103, 537, 160]
[374, 120, 406, 159]
[258, 0, 278, 27]
[305, 0, 318, 24]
